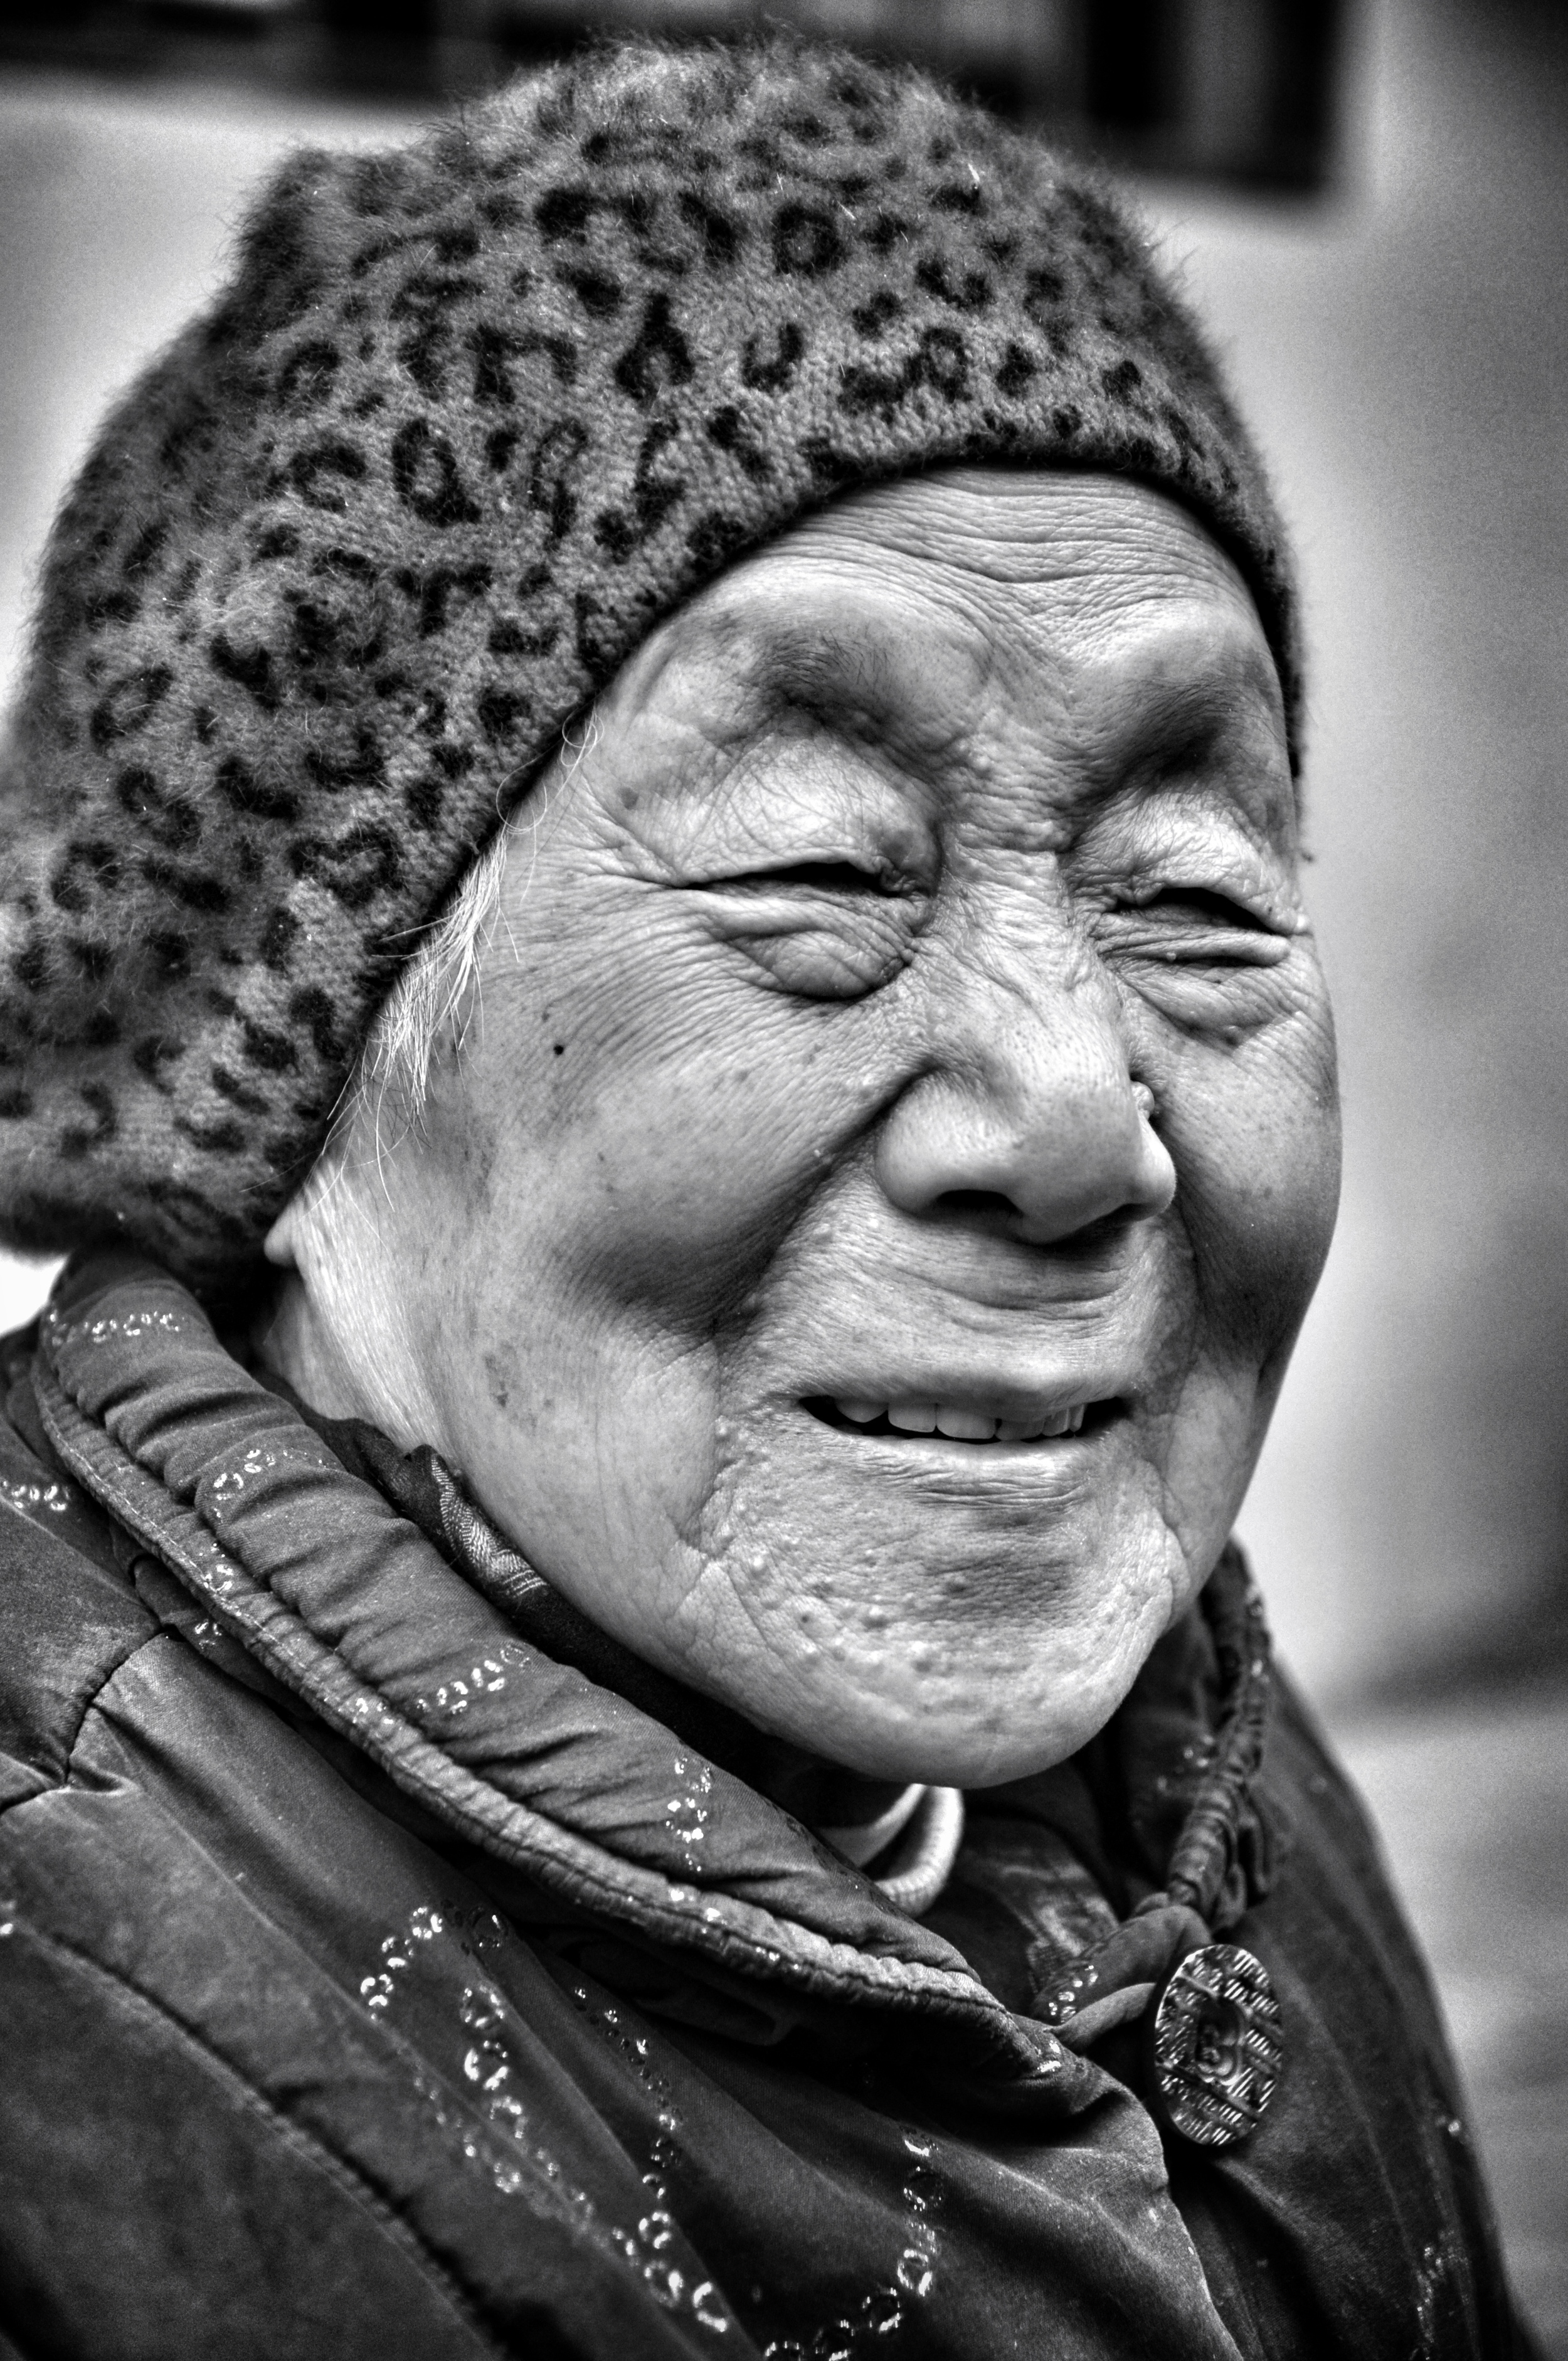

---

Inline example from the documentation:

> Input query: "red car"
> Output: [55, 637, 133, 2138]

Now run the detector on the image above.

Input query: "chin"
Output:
[731, 1628, 1153, 1789]
[684, 1487, 1192, 1783]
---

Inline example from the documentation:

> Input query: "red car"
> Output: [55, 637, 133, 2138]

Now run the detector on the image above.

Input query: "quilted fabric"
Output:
[0, 39, 1296, 1293]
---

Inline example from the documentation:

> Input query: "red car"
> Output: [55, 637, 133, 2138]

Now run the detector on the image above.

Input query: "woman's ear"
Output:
[252, 1135, 380, 1424]
[262, 1125, 350, 1272]
[252, 1128, 454, 1460]
[262, 1194, 304, 1273]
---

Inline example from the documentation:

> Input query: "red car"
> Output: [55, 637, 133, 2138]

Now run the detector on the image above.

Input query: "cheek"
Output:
[415, 923, 881, 1394]
[1157, 1003, 1342, 1376]
[529, 990, 877, 1325]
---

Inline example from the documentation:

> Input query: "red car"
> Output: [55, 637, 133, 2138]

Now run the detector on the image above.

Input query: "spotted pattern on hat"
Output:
[0, 39, 1296, 1293]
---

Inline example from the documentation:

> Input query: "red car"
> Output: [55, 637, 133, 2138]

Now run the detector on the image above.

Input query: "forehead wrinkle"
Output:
[798, 466, 1251, 590]
[790, 467, 1288, 759]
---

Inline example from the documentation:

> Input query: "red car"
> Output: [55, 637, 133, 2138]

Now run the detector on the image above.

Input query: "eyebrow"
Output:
[728, 620, 904, 731]
[1103, 656, 1293, 834]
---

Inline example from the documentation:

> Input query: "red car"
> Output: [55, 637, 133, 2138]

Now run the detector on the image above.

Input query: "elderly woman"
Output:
[0, 39, 1534, 2360]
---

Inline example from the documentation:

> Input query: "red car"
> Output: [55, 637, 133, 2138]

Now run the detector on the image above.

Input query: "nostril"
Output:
[1055, 1201, 1154, 1252]
[931, 1188, 1019, 1233]
[931, 1191, 1157, 1251]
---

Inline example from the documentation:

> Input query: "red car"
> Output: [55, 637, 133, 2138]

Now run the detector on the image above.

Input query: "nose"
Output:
[874, 984, 1176, 1246]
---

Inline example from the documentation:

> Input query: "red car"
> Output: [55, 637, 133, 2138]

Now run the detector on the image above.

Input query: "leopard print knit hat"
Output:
[0, 38, 1298, 1297]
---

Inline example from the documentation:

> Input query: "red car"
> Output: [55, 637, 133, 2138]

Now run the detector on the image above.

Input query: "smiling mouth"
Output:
[805, 1396, 1124, 1445]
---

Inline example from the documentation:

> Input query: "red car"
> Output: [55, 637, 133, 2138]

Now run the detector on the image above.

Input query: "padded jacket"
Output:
[0, 1256, 1534, 2360]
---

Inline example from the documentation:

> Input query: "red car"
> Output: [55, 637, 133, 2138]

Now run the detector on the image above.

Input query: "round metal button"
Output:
[1145, 1943, 1283, 2148]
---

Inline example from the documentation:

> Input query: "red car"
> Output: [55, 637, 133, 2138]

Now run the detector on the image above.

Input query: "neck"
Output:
[253, 1264, 450, 1464]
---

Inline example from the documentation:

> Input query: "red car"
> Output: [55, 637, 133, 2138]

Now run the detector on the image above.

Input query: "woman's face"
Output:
[280, 470, 1340, 1786]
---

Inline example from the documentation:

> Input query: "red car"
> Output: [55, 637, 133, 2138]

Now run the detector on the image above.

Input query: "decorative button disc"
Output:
[1145, 1943, 1283, 2148]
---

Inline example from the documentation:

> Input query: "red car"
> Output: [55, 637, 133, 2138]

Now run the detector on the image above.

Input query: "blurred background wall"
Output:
[1, 0, 1564, 2334]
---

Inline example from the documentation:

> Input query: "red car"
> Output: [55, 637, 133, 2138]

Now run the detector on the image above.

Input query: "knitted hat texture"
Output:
[0, 39, 1297, 1295]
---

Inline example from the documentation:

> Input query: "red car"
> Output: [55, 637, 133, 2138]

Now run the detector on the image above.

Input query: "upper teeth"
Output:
[835, 1400, 1088, 1441]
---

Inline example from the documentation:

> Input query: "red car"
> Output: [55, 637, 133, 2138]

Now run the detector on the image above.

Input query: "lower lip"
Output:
[817, 1433, 1102, 1477]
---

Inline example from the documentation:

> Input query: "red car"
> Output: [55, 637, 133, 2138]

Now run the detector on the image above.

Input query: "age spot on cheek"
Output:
[484, 1342, 521, 1415]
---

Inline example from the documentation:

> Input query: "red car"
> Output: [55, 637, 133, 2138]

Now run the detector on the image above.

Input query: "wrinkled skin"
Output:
[263, 470, 1341, 1787]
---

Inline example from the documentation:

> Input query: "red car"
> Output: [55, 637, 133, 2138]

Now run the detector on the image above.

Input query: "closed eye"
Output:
[1132, 885, 1268, 929]
[1097, 879, 1294, 980]
[704, 861, 904, 898]
[690, 854, 924, 1000]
